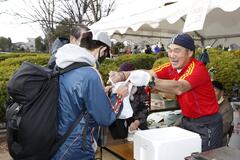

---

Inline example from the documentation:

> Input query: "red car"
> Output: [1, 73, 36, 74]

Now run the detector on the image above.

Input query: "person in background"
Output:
[109, 33, 223, 152]
[119, 62, 149, 131]
[145, 44, 152, 54]
[126, 47, 132, 54]
[160, 42, 166, 52]
[212, 80, 233, 146]
[52, 25, 128, 160]
[108, 62, 149, 140]
[154, 45, 160, 54]
[48, 24, 89, 69]
[133, 45, 139, 54]
[198, 48, 210, 65]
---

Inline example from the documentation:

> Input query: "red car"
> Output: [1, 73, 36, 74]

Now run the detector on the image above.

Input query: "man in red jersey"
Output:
[109, 33, 223, 152]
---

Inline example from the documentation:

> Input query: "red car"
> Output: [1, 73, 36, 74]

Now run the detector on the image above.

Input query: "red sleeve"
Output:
[153, 63, 171, 79]
[179, 61, 210, 88]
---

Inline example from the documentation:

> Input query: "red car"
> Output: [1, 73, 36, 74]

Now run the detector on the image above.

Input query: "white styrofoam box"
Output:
[133, 127, 201, 160]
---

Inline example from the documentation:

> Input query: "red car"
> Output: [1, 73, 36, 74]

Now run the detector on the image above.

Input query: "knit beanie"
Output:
[169, 33, 195, 51]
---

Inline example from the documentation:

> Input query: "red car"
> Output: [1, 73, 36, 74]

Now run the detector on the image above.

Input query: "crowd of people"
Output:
[116, 42, 166, 55]
[46, 24, 234, 159]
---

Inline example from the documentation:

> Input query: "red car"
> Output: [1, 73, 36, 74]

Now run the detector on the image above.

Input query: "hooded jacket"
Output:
[52, 44, 116, 160]
[47, 37, 69, 69]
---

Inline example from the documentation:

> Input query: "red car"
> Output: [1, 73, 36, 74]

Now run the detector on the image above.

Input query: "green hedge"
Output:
[207, 49, 240, 94]
[0, 53, 50, 122]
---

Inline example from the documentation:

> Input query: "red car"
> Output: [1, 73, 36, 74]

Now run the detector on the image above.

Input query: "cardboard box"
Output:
[134, 127, 201, 160]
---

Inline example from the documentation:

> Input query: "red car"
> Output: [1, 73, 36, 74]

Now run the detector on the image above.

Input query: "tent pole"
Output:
[210, 39, 218, 47]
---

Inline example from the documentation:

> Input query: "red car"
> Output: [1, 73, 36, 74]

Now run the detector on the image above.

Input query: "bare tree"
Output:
[14, 0, 57, 50]
[87, 0, 116, 24]
[58, 0, 116, 25]
[57, 0, 90, 25]
[103, 0, 116, 16]
[13, 0, 116, 50]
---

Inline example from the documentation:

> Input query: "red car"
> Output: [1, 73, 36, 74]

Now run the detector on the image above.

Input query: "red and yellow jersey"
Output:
[153, 58, 219, 118]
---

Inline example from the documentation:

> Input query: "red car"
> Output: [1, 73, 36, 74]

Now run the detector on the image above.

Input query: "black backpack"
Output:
[6, 61, 89, 160]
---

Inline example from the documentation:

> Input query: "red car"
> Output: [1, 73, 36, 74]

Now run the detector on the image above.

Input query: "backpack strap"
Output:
[48, 62, 91, 158]
[49, 109, 86, 158]
[59, 62, 91, 75]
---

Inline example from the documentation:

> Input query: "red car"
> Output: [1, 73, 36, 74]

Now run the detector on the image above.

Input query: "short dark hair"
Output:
[80, 31, 110, 56]
[70, 24, 90, 39]
[70, 24, 110, 56]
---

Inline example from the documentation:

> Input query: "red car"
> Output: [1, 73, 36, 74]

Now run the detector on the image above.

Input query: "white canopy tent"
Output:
[90, 0, 240, 47]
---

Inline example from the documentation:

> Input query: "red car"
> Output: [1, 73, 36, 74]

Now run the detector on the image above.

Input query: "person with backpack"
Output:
[52, 26, 128, 160]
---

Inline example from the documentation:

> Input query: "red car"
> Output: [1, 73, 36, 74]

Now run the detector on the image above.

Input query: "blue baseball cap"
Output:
[169, 33, 195, 51]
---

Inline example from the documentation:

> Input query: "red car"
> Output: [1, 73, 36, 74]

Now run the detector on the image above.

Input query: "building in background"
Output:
[13, 38, 36, 52]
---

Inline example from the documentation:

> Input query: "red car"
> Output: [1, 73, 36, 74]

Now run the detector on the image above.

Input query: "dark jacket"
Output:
[219, 97, 233, 145]
[48, 37, 69, 69]
[128, 86, 149, 129]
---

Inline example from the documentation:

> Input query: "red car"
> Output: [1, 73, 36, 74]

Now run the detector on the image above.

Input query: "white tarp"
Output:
[90, 0, 240, 46]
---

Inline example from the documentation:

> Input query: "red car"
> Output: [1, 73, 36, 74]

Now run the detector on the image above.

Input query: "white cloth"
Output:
[112, 82, 134, 119]
[126, 70, 151, 86]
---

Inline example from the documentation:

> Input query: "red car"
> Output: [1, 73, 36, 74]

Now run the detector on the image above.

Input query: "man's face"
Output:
[167, 44, 193, 70]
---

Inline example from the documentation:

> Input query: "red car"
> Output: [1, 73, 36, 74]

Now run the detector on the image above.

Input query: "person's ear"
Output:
[188, 50, 194, 57]
[101, 46, 107, 51]
[99, 46, 107, 55]
[69, 35, 76, 43]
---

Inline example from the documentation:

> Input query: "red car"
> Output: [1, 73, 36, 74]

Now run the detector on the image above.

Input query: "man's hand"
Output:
[129, 120, 140, 131]
[115, 83, 129, 98]
[109, 71, 128, 83]
[104, 85, 113, 95]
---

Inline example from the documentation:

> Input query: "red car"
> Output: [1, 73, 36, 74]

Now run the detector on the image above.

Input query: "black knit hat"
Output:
[169, 33, 195, 51]
[212, 80, 224, 91]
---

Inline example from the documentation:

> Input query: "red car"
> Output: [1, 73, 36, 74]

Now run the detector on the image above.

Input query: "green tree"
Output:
[0, 36, 12, 51]
[53, 19, 75, 40]
[112, 42, 124, 54]
[35, 36, 47, 52]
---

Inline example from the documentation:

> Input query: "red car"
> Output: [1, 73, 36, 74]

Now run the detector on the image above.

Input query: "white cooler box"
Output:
[134, 127, 201, 160]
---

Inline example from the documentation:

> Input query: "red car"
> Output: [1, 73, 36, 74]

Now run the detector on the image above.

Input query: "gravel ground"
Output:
[0, 140, 11, 160]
